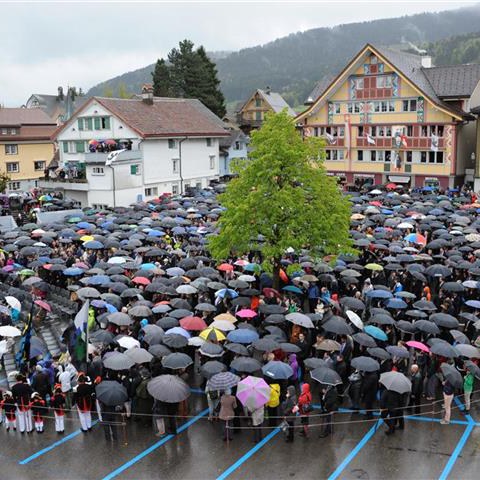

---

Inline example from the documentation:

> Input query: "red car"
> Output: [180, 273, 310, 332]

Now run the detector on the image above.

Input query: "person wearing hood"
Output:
[266, 383, 281, 427]
[298, 383, 312, 437]
[319, 385, 337, 438]
[281, 385, 298, 442]
[288, 354, 299, 386]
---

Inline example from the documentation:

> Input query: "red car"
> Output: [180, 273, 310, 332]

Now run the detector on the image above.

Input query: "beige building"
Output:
[0, 109, 56, 192]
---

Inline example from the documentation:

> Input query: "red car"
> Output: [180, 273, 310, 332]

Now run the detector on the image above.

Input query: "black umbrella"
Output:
[430, 341, 458, 358]
[230, 357, 262, 373]
[148, 344, 172, 358]
[340, 297, 365, 311]
[225, 343, 250, 356]
[90, 329, 115, 344]
[304, 358, 328, 370]
[252, 337, 280, 352]
[200, 360, 227, 379]
[414, 320, 440, 335]
[395, 320, 416, 334]
[440, 282, 465, 293]
[147, 375, 190, 403]
[440, 363, 463, 388]
[385, 345, 409, 358]
[310, 367, 342, 386]
[199, 342, 224, 358]
[351, 356, 380, 372]
[352, 332, 377, 348]
[367, 347, 391, 360]
[430, 313, 459, 329]
[323, 316, 353, 336]
[162, 333, 188, 348]
[103, 352, 135, 371]
[108, 312, 132, 326]
[96, 380, 129, 406]
[369, 314, 395, 326]
[161, 352, 193, 369]
[413, 300, 437, 311]
[379, 371, 412, 394]
[464, 360, 480, 379]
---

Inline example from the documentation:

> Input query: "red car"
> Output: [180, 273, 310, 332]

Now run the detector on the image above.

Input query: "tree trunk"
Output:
[272, 257, 282, 291]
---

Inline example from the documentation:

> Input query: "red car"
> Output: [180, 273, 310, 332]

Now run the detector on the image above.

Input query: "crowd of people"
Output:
[0, 183, 479, 444]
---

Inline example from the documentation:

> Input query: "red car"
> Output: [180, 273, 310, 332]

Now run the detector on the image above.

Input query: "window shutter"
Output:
[86, 118, 93, 130]
[78, 118, 84, 130]
[63, 141, 68, 153]
[130, 165, 137, 175]
[104, 117, 110, 129]
[94, 117, 101, 130]
[76, 141, 85, 153]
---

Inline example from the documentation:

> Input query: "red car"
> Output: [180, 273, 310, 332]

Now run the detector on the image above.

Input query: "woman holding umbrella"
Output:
[281, 385, 297, 442]
[219, 389, 237, 442]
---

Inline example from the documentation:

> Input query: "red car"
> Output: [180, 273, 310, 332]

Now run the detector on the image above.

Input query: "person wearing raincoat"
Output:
[298, 383, 312, 437]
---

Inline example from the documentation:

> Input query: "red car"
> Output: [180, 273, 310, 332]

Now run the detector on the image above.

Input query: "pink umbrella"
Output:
[132, 277, 151, 286]
[236, 309, 257, 319]
[34, 300, 51, 312]
[236, 376, 271, 411]
[406, 340, 430, 353]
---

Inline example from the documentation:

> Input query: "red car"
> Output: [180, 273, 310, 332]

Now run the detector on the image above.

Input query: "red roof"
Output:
[65, 96, 229, 138]
[0, 108, 56, 127]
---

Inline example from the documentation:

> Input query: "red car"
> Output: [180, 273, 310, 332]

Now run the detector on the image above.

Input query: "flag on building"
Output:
[344, 114, 351, 160]
[73, 301, 90, 363]
[401, 134, 408, 148]
[15, 311, 33, 367]
[366, 134, 376, 145]
[431, 134, 439, 152]
[325, 132, 337, 145]
[105, 149, 127, 166]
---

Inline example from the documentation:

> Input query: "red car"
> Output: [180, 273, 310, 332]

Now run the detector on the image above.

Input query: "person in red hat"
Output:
[0, 391, 17, 431]
[30, 392, 46, 433]
[50, 385, 66, 434]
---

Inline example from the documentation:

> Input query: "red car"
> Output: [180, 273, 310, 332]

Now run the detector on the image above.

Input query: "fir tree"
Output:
[151, 58, 172, 97]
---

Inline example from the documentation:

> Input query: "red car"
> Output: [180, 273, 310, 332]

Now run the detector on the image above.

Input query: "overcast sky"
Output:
[0, 1, 474, 106]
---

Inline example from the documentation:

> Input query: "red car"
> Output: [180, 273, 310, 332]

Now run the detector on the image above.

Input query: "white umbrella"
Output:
[0, 325, 22, 337]
[117, 336, 140, 349]
[210, 320, 236, 332]
[238, 274, 256, 283]
[188, 336, 206, 347]
[369, 189, 382, 195]
[398, 222, 414, 229]
[0, 340, 8, 356]
[108, 256, 127, 264]
[346, 310, 364, 330]
[176, 284, 198, 295]
[5, 296, 21, 311]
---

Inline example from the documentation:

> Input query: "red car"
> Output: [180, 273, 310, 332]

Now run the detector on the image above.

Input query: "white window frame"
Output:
[34, 160, 46, 171]
[209, 155, 216, 170]
[6, 162, 19, 173]
[334, 103, 341, 114]
[206, 138, 213, 147]
[172, 184, 179, 195]
[5, 144, 18, 155]
[145, 187, 158, 197]
[10, 128, 16, 135]
[8, 181, 20, 190]
[168, 139, 178, 149]
[1, 128, 7, 135]
[91, 167, 105, 175]
[172, 158, 179, 173]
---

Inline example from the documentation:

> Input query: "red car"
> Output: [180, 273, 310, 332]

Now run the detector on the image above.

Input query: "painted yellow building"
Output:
[297, 44, 480, 190]
[0, 109, 56, 192]
[236, 88, 296, 134]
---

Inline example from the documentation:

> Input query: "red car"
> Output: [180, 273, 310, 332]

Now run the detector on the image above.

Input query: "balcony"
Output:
[84, 149, 142, 164]
[37, 178, 89, 191]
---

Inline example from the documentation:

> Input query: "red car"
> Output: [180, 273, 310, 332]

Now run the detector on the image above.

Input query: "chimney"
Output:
[265, 86, 271, 95]
[142, 84, 154, 105]
[57, 86, 64, 101]
[421, 55, 432, 69]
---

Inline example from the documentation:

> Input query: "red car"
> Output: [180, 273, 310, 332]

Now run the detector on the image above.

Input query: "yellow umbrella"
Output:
[365, 263, 384, 272]
[350, 213, 365, 220]
[199, 327, 226, 342]
[80, 235, 94, 242]
[214, 312, 237, 323]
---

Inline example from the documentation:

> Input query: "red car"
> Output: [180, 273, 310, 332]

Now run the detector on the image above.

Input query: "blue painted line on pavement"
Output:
[102, 408, 209, 480]
[19, 420, 99, 464]
[216, 427, 281, 480]
[438, 422, 475, 480]
[327, 419, 383, 480]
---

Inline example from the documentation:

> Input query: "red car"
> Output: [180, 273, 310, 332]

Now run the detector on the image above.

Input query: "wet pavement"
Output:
[1, 391, 480, 480]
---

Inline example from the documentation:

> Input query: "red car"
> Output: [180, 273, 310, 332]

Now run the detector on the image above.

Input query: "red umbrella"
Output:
[385, 183, 397, 190]
[42, 264, 53, 270]
[132, 277, 151, 286]
[218, 263, 234, 272]
[180, 316, 207, 331]
[34, 300, 51, 312]
[263, 288, 281, 298]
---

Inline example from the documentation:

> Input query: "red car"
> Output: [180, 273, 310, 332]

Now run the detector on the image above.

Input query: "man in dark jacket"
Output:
[11, 374, 33, 433]
[361, 371, 378, 419]
[31, 365, 52, 400]
[409, 364, 423, 414]
[319, 386, 337, 438]
[380, 389, 401, 435]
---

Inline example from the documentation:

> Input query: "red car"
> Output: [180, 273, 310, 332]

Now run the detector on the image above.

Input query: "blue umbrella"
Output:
[466, 300, 480, 309]
[105, 303, 118, 313]
[365, 325, 388, 341]
[227, 329, 259, 344]
[84, 240, 104, 250]
[147, 230, 164, 237]
[140, 263, 156, 270]
[385, 298, 408, 309]
[282, 285, 303, 294]
[262, 361, 294, 380]
[244, 263, 261, 272]
[215, 288, 238, 299]
[165, 327, 191, 339]
[366, 289, 393, 299]
[172, 226, 186, 235]
[76, 222, 95, 230]
[63, 267, 84, 276]
[87, 275, 111, 285]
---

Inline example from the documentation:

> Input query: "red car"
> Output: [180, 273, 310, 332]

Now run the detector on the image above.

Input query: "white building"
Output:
[219, 129, 249, 176]
[39, 88, 229, 206]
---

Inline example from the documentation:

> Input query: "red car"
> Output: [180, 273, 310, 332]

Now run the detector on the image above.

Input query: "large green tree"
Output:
[151, 40, 226, 117]
[152, 58, 172, 97]
[209, 110, 352, 288]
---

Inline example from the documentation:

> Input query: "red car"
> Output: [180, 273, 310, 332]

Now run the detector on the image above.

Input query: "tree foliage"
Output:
[151, 40, 226, 117]
[208, 110, 352, 287]
[0, 172, 11, 193]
